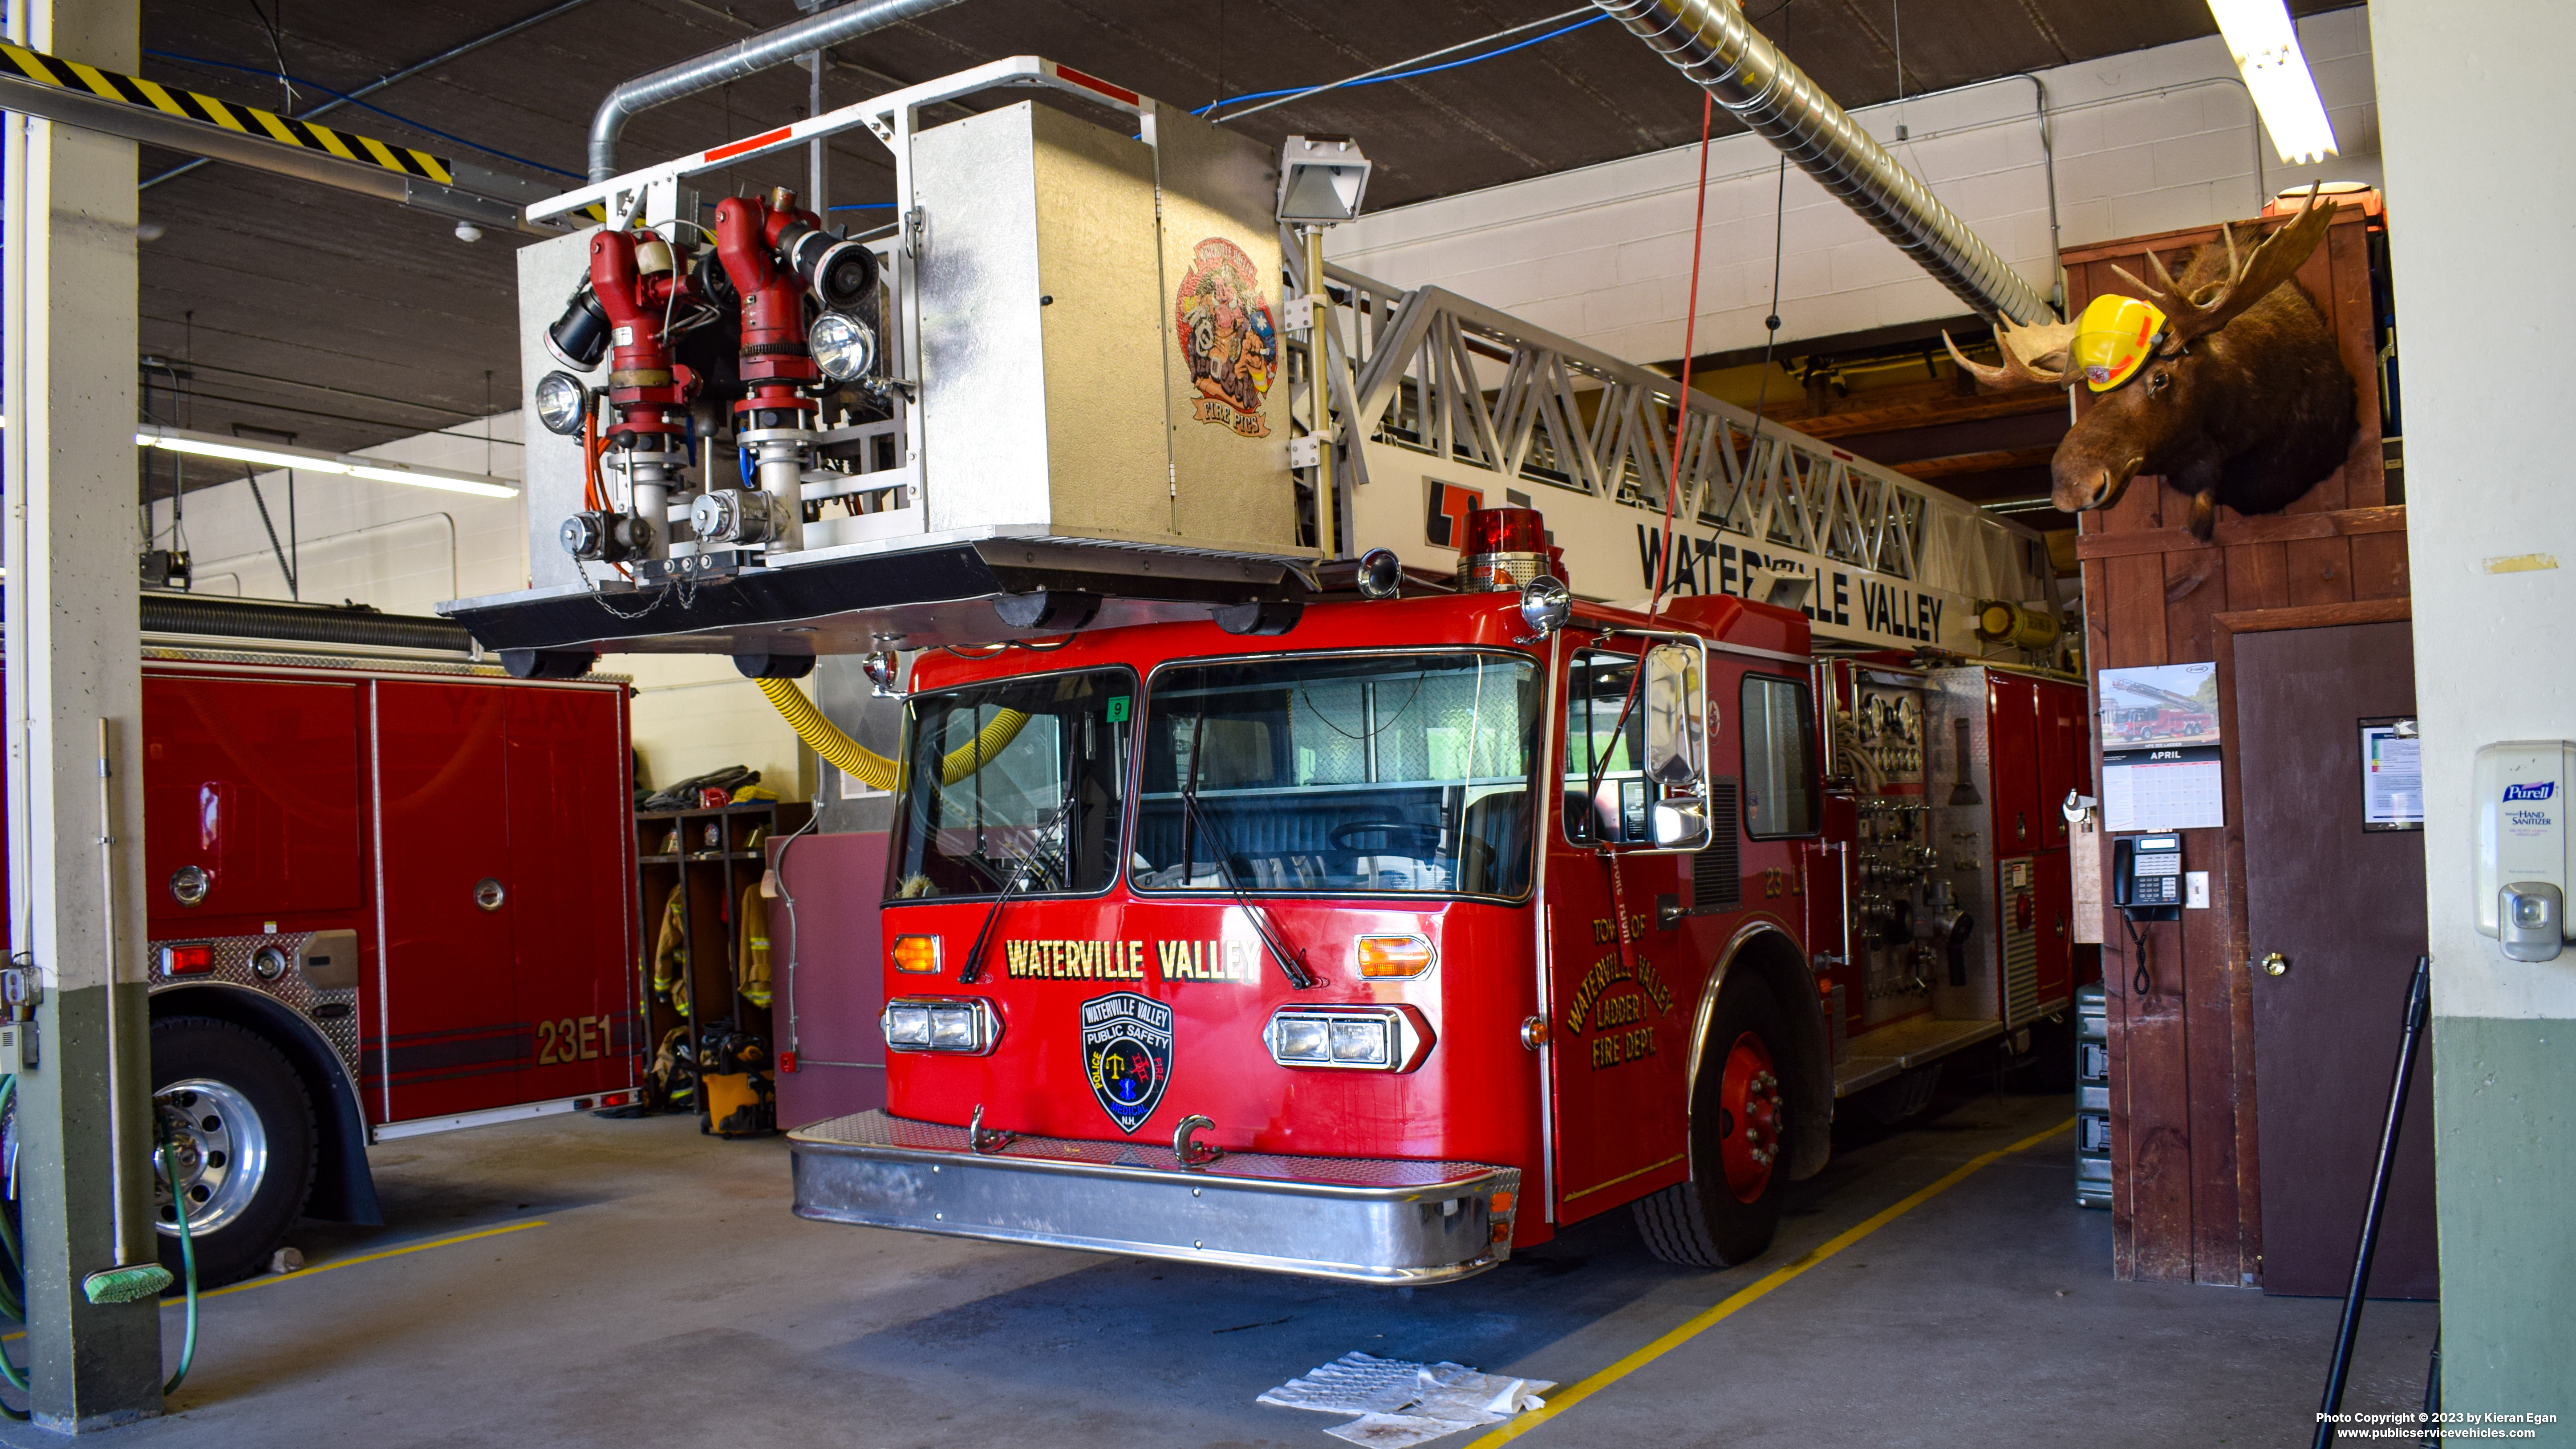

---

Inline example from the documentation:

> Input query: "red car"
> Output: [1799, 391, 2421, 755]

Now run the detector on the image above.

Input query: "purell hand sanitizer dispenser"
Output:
[2472, 741, 2576, 962]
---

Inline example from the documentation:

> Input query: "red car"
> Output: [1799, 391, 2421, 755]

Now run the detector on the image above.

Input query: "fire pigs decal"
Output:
[1176, 237, 1277, 437]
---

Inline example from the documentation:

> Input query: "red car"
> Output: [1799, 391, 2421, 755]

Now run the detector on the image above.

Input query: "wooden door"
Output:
[2236, 621, 2433, 1298]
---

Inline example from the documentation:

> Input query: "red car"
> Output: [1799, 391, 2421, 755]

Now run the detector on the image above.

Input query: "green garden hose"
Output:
[154, 1136, 197, 1395]
[0, 1077, 199, 1417]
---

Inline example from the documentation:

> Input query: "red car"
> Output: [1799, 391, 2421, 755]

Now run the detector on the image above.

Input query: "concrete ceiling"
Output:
[127, 0, 2345, 479]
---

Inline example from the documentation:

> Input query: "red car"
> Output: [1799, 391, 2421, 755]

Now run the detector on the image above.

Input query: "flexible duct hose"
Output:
[755, 678, 1029, 792]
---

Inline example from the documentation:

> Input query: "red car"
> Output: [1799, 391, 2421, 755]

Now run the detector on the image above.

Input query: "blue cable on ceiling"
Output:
[1193, 14, 1611, 120]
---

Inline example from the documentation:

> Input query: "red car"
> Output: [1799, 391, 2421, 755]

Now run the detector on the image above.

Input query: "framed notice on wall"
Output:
[2357, 717, 2422, 831]
[2098, 662, 2223, 831]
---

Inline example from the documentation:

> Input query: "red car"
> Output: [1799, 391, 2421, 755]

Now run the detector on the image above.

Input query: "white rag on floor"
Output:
[1258, 1352, 1554, 1447]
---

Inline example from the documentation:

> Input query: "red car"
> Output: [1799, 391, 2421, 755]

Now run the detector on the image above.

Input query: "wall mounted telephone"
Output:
[2111, 834, 2181, 997]
[2112, 835, 2183, 922]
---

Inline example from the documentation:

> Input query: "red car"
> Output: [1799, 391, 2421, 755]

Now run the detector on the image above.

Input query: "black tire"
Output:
[150, 1017, 316, 1287]
[1631, 977, 1792, 1268]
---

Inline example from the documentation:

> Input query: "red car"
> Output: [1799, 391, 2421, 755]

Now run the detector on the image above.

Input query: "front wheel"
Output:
[151, 1017, 317, 1287]
[1631, 977, 1791, 1268]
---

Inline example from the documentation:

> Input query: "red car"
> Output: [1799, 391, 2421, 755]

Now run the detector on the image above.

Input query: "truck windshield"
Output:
[888, 667, 1134, 901]
[1135, 652, 1540, 900]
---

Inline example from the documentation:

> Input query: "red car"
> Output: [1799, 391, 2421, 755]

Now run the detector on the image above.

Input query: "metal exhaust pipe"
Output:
[1594, 0, 2057, 324]
[588, 0, 972, 183]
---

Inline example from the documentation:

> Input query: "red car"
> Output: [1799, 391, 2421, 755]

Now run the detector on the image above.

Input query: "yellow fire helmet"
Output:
[2071, 293, 2169, 392]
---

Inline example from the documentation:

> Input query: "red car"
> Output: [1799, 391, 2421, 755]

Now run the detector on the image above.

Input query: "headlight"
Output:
[1265, 1006, 1431, 1072]
[1329, 1019, 1389, 1065]
[811, 310, 877, 383]
[534, 371, 590, 438]
[1274, 1016, 1330, 1063]
[881, 997, 1000, 1055]
[929, 1006, 979, 1050]
[884, 1004, 931, 1047]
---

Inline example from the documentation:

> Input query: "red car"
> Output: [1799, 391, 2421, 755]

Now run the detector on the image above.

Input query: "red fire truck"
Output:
[446, 56, 2088, 1283]
[9, 595, 640, 1284]
[780, 513, 2086, 1282]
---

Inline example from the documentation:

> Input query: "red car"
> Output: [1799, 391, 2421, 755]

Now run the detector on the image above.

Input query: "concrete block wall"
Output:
[145, 411, 806, 798]
[1327, 7, 2379, 367]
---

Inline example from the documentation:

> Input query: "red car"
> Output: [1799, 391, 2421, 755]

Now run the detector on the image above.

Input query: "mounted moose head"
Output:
[1945, 188, 2357, 541]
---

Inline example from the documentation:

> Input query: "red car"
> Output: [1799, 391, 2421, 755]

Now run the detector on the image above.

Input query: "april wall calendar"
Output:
[2097, 662, 2224, 831]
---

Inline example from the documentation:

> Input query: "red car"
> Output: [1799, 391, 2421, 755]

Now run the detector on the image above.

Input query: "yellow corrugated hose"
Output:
[755, 676, 1028, 792]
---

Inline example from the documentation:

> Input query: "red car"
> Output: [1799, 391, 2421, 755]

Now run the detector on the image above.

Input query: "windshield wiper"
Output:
[957, 797, 1074, 985]
[1179, 710, 1317, 990]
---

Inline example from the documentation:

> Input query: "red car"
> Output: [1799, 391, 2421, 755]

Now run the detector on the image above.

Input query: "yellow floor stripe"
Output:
[2, 1219, 547, 1340]
[187, 1218, 548, 1302]
[1469, 1118, 2075, 1447]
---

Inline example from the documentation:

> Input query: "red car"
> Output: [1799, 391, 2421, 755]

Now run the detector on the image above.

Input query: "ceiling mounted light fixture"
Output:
[134, 426, 520, 499]
[2205, 0, 2338, 164]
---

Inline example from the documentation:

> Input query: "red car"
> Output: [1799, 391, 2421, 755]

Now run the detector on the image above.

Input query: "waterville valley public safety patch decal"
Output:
[1081, 992, 1172, 1135]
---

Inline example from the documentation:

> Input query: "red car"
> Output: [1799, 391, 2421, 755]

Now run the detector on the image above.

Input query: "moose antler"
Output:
[2111, 181, 2337, 355]
[1943, 318, 2083, 390]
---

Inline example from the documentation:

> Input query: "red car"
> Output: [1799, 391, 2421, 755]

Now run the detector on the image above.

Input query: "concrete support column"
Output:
[1, 0, 164, 1429]
[2373, 0, 2576, 1420]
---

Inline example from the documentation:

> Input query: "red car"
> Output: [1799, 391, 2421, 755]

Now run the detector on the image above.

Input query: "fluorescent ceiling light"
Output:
[2207, 0, 2338, 164]
[134, 426, 519, 499]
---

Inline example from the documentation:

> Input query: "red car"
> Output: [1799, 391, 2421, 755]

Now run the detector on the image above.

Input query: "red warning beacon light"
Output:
[1456, 505, 1563, 592]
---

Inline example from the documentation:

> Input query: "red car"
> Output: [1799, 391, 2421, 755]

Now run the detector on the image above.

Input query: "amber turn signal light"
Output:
[1355, 934, 1435, 978]
[890, 934, 942, 974]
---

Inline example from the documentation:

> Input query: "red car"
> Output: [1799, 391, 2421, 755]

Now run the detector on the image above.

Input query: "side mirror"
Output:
[1641, 641, 1711, 850]
[1641, 643, 1704, 785]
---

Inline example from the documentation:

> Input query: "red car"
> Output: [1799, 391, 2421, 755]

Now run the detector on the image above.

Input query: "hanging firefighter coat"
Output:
[653, 884, 690, 1014]
[736, 885, 772, 1008]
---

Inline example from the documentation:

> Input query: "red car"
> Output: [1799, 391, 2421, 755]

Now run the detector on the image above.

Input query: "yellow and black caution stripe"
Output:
[0, 41, 454, 186]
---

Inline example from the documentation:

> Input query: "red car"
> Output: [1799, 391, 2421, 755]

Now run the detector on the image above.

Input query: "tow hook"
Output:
[968, 1103, 1016, 1155]
[1173, 1114, 1223, 1168]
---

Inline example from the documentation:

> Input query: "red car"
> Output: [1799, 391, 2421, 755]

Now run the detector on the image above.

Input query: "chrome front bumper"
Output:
[789, 1110, 1522, 1285]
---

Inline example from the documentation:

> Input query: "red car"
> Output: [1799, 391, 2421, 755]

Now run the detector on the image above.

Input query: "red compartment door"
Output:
[505, 685, 637, 1101]
[1986, 673, 2040, 854]
[142, 675, 362, 934]
[373, 680, 522, 1120]
[2036, 679, 2088, 850]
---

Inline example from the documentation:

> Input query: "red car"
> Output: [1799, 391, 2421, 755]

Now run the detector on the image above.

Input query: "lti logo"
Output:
[2504, 782, 2557, 802]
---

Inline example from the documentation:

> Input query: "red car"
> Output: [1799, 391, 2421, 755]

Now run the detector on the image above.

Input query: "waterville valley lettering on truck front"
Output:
[998, 939, 1262, 982]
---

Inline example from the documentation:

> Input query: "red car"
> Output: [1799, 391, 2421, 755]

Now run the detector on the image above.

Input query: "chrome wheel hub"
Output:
[154, 1077, 269, 1238]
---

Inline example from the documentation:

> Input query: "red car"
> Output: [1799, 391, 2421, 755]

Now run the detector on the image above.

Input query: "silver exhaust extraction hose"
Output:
[588, 0, 973, 182]
[1594, 0, 2057, 325]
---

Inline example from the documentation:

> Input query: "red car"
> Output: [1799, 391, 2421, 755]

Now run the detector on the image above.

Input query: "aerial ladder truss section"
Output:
[1290, 257, 2058, 657]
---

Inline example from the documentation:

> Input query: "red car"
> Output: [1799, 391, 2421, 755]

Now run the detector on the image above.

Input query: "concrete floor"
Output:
[6, 1081, 2441, 1448]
